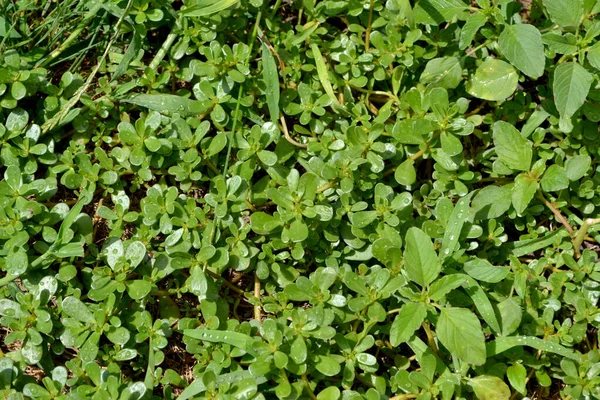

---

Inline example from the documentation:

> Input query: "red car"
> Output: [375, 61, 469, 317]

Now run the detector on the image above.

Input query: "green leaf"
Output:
[492, 121, 532, 171]
[250, 212, 282, 234]
[437, 307, 487, 365]
[404, 227, 440, 287]
[126, 280, 152, 300]
[62, 296, 94, 324]
[498, 24, 545, 79]
[420, 57, 462, 89]
[508, 229, 565, 257]
[390, 302, 427, 346]
[122, 94, 209, 116]
[463, 277, 501, 334]
[540, 164, 569, 192]
[429, 274, 469, 301]
[542, 0, 583, 27]
[498, 298, 522, 336]
[565, 154, 591, 181]
[54, 242, 85, 258]
[0, 17, 21, 38]
[262, 43, 280, 123]
[414, 0, 469, 25]
[0, 299, 28, 318]
[471, 186, 512, 220]
[257, 150, 277, 166]
[439, 194, 472, 261]
[512, 174, 538, 215]
[394, 158, 417, 186]
[317, 386, 341, 400]
[314, 355, 341, 376]
[113, 33, 142, 81]
[587, 41, 600, 70]
[106, 326, 131, 346]
[459, 12, 487, 50]
[507, 364, 527, 394]
[487, 336, 582, 362]
[288, 219, 308, 242]
[470, 375, 511, 400]
[350, 211, 378, 228]
[126, 241, 146, 268]
[183, 329, 258, 357]
[464, 258, 509, 283]
[311, 44, 341, 109]
[542, 32, 577, 54]
[6, 249, 28, 275]
[205, 133, 227, 156]
[290, 336, 307, 364]
[179, 0, 239, 16]
[187, 267, 217, 301]
[178, 370, 267, 400]
[467, 59, 518, 101]
[553, 62, 593, 132]
[105, 239, 124, 269]
[11, 81, 26, 100]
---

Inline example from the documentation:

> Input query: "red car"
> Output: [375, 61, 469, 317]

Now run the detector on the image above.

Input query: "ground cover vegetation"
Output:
[0, 0, 600, 398]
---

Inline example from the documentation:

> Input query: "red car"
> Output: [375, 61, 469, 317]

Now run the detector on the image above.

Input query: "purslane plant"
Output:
[0, 0, 600, 399]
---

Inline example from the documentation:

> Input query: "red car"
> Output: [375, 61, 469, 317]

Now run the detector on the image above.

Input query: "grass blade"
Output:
[183, 329, 258, 356]
[112, 32, 141, 81]
[121, 94, 209, 116]
[261, 42, 280, 123]
[310, 43, 341, 108]
[487, 336, 582, 362]
[180, 0, 239, 17]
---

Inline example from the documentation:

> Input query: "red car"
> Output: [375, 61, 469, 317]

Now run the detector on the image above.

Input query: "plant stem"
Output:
[382, 145, 429, 177]
[389, 394, 418, 400]
[270, 0, 283, 18]
[254, 273, 262, 321]
[463, 40, 491, 58]
[365, 0, 374, 52]
[536, 191, 573, 234]
[348, 84, 400, 104]
[316, 178, 338, 193]
[149, 31, 178, 71]
[573, 218, 600, 259]
[302, 373, 318, 400]
[422, 321, 439, 355]
[280, 115, 308, 148]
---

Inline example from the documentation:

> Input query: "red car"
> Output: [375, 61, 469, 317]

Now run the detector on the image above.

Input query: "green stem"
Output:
[365, 0, 374, 52]
[37, 2, 103, 67]
[149, 31, 178, 70]
[270, 0, 283, 18]
[536, 191, 573, 234]
[144, 336, 155, 390]
[573, 218, 600, 259]
[463, 40, 491, 59]
[348, 84, 399, 104]
[302, 373, 318, 400]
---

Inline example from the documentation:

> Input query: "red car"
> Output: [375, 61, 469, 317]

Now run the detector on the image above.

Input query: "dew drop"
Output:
[444, 249, 450, 255]
[449, 235, 455, 241]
